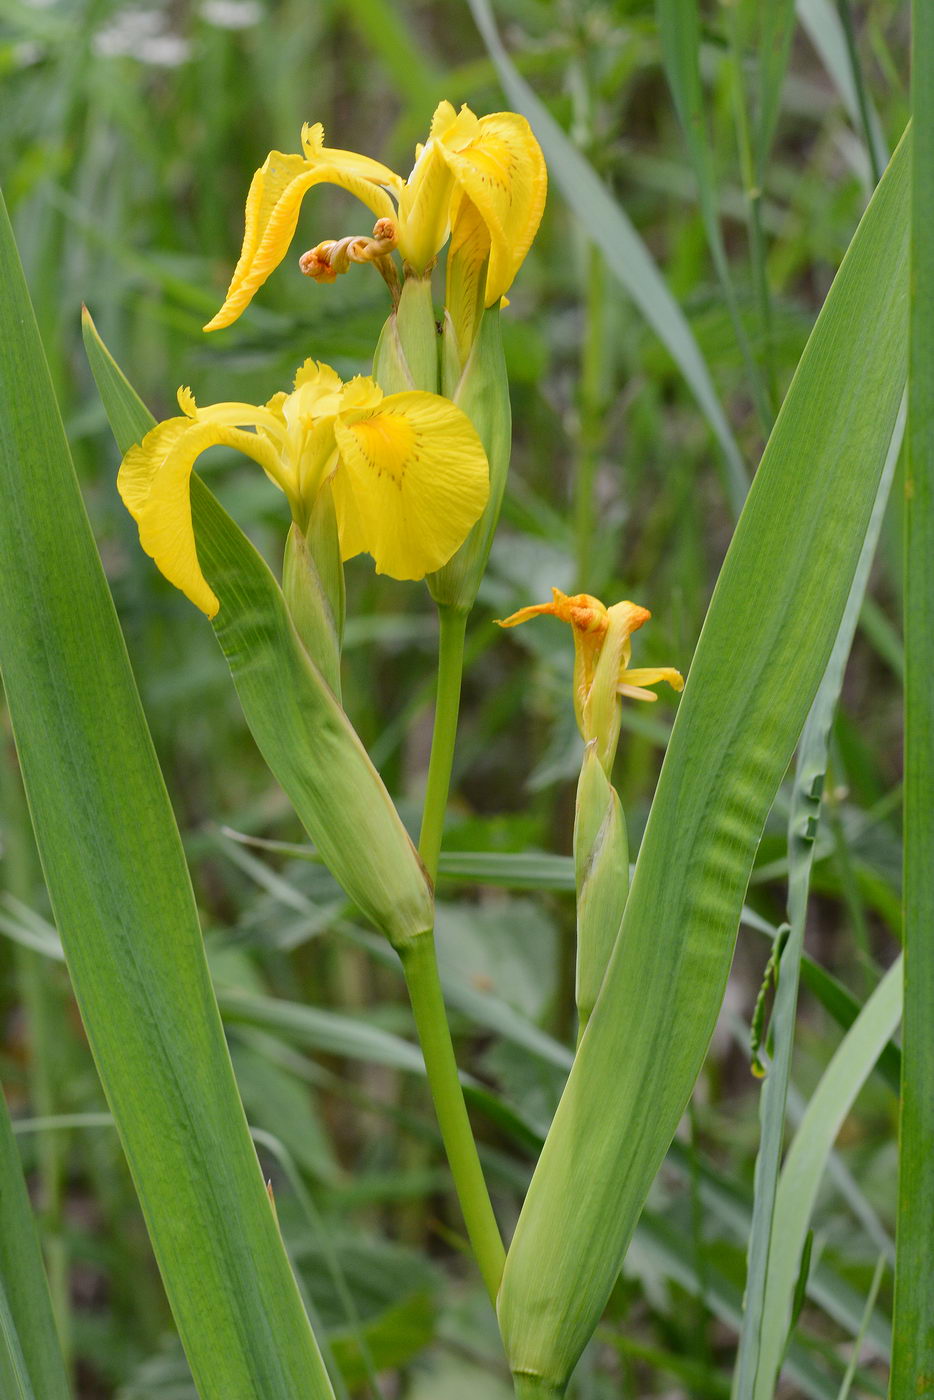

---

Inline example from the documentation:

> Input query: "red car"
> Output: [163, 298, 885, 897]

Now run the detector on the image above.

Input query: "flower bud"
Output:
[282, 481, 344, 699]
[372, 274, 439, 394]
[573, 744, 629, 1038]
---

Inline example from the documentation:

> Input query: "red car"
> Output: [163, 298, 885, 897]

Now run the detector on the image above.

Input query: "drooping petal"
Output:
[495, 598, 562, 628]
[618, 666, 685, 701]
[204, 156, 397, 332]
[438, 111, 547, 304]
[118, 414, 288, 617]
[331, 391, 489, 579]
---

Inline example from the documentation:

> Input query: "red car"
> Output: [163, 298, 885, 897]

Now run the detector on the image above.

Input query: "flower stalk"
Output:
[398, 931, 505, 1303]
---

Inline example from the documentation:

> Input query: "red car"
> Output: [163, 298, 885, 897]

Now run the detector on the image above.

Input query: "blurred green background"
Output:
[0, 0, 907, 1395]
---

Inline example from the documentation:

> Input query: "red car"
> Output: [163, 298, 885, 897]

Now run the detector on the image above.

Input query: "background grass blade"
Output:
[497, 130, 910, 1392]
[467, 0, 749, 515]
[0, 1088, 69, 1400]
[733, 398, 904, 1399]
[795, 0, 889, 180]
[891, 4, 934, 1392]
[753, 957, 903, 1398]
[0, 191, 334, 1400]
[655, 0, 770, 429]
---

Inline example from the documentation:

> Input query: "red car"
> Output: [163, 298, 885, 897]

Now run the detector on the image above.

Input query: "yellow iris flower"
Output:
[118, 361, 489, 618]
[204, 100, 547, 332]
[498, 588, 683, 762]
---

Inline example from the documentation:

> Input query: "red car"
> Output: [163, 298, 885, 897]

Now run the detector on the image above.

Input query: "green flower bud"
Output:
[573, 744, 629, 1039]
[282, 481, 344, 699]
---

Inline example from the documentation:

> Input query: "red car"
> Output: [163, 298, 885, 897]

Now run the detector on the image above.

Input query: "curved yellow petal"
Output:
[300, 121, 403, 189]
[445, 195, 492, 362]
[118, 416, 288, 616]
[618, 666, 684, 696]
[204, 157, 397, 332]
[439, 112, 547, 304]
[396, 140, 456, 272]
[331, 391, 489, 579]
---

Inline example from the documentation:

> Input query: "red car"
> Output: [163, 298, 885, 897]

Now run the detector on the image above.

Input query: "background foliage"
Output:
[0, 0, 908, 1395]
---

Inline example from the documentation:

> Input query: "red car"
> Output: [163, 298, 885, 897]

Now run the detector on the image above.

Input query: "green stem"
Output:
[512, 1375, 564, 1399]
[398, 933, 505, 1302]
[418, 605, 468, 884]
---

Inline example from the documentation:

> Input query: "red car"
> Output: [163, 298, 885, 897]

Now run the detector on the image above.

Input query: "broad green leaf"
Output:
[754, 958, 903, 1397]
[497, 130, 911, 1391]
[891, 6, 934, 1392]
[0, 1089, 68, 1400]
[0, 191, 333, 1400]
[466, 0, 749, 515]
[733, 401, 904, 1397]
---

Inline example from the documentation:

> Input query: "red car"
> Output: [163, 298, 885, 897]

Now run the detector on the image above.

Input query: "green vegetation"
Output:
[0, 2, 922, 1397]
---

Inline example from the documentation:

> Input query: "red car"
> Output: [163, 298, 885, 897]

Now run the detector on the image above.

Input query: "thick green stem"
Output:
[512, 1375, 564, 1399]
[399, 933, 505, 1302]
[418, 605, 468, 884]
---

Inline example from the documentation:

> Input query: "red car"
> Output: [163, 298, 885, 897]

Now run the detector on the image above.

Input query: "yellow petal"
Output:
[204, 155, 397, 332]
[300, 121, 403, 189]
[495, 598, 562, 629]
[118, 414, 288, 616]
[397, 140, 457, 272]
[118, 417, 221, 616]
[331, 391, 489, 579]
[618, 666, 685, 698]
[439, 112, 547, 304]
[445, 194, 492, 363]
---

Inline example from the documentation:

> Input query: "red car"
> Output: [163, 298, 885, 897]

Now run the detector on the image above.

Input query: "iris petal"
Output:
[205, 158, 397, 331]
[331, 391, 489, 579]
[118, 414, 287, 616]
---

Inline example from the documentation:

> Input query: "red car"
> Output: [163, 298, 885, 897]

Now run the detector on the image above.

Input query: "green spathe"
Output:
[84, 312, 434, 951]
[573, 744, 628, 1039]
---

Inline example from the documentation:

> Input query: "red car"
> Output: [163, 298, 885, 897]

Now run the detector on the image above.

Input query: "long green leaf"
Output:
[0, 191, 333, 1400]
[497, 130, 910, 1392]
[754, 958, 903, 1397]
[733, 399, 904, 1398]
[891, 5, 934, 1391]
[467, 0, 749, 515]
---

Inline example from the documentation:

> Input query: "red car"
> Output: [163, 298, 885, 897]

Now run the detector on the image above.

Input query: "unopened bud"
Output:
[573, 744, 628, 1039]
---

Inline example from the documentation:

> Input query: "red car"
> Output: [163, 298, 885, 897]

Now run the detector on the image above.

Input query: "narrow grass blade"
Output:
[0, 192, 334, 1400]
[796, 0, 889, 180]
[497, 131, 910, 1392]
[755, 0, 798, 179]
[891, 4, 934, 1391]
[0, 1278, 35, 1400]
[753, 957, 902, 1397]
[0, 1089, 69, 1399]
[467, 0, 749, 515]
[656, 0, 770, 427]
[733, 400, 904, 1398]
